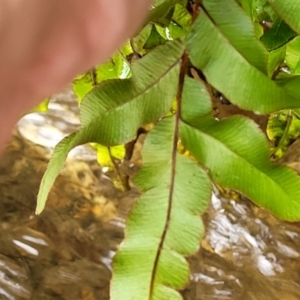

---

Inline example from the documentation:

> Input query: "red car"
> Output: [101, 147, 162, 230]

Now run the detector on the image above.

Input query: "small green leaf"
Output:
[26, 98, 50, 115]
[111, 117, 211, 300]
[73, 71, 95, 102]
[90, 143, 125, 170]
[172, 4, 191, 31]
[260, 18, 297, 50]
[267, 110, 300, 157]
[73, 46, 132, 102]
[96, 51, 132, 82]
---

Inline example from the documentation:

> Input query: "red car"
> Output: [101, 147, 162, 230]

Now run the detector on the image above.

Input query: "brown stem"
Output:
[89, 68, 97, 86]
[271, 66, 281, 80]
[108, 147, 130, 191]
[192, 0, 202, 23]
[149, 2, 201, 298]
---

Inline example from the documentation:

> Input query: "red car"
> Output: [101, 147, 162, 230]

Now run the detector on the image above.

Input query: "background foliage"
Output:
[35, 0, 300, 299]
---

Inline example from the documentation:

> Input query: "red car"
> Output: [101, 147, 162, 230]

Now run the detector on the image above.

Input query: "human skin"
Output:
[0, 0, 153, 149]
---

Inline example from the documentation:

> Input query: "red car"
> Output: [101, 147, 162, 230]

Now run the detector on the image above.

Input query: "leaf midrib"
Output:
[80, 58, 181, 132]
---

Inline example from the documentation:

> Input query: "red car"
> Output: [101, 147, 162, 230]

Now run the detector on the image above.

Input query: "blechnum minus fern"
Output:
[36, 1, 300, 299]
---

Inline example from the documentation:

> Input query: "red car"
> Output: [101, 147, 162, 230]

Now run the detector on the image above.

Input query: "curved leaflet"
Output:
[180, 77, 300, 221]
[36, 40, 184, 214]
[187, 6, 300, 113]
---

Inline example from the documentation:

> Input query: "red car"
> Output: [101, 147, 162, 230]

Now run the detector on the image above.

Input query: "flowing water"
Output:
[0, 88, 300, 299]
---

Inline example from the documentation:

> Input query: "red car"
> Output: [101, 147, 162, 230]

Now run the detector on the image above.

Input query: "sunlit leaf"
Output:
[73, 47, 132, 102]
[111, 117, 211, 300]
[267, 110, 291, 144]
[120, 40, 134, 57]
[96, 52, 131, 82]
[91, 143, 127, 190]
[26, 98, 50, 115]
[90, 143, 125, 170]
[172, 4, 191, 31]
[267, 110, 300, 158]
[156, 23, 184, 41]
[73, 71, 95, 102]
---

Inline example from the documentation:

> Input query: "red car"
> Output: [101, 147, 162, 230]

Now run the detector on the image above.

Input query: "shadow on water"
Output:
[0, 88, 300, 299]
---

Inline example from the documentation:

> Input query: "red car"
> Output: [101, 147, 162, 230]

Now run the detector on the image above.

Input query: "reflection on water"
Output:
[0, 132, 127, 299]
[184, 194, 300, 300]
[0, 87, 299, 299]
[18, 88, 95, 161]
